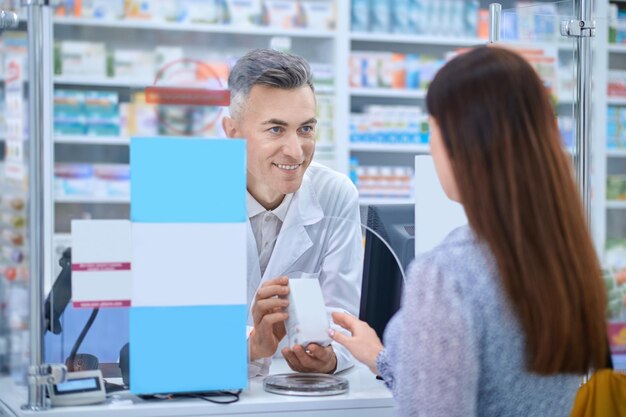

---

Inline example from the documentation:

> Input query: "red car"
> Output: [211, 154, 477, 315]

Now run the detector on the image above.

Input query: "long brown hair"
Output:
[426, 46, 607, 374]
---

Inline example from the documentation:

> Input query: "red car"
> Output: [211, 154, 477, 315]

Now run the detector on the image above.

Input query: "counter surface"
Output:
[0, 360, 394, 417]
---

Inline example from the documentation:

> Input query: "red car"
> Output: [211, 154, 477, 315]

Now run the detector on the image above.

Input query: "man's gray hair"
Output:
[228, 49, 314, 119]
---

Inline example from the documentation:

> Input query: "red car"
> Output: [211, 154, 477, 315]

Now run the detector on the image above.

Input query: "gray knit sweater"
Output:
[376, 225, 580, 417]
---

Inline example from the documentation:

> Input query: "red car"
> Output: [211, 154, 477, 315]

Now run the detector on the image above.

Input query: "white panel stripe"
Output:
[132, 223, 246, 307]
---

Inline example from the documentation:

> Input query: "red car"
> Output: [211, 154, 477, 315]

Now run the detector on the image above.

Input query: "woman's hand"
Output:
[329, 312, 384, 375]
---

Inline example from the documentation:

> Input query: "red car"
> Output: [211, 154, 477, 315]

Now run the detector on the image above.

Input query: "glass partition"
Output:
[500, 1, 576, 155]
[44, 0, 340, 377]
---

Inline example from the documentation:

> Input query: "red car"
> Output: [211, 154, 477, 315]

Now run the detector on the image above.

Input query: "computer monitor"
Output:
[359, 204, 415, 339]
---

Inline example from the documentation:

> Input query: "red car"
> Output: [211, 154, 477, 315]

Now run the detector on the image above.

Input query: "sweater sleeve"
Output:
[382, 256, 481, 417]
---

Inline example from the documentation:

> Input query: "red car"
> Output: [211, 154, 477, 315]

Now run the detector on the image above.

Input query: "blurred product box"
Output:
[350, 105, 428, 145]
[55, 41, 107, 77]
[351, 0, 368, 32]
[84, 91, 120, 136]
[607, 175, 626, 201]
[300, 1, 335, 30]
[54, 163, 95, 197]
[264, 0, 301, 29]
[390, 0, 410, 34]
[179, 0, 223, 24]
[608, 71, 626, 97]
[54, 90, 86, 135]
[112, 49, 156, 80]
[93, 164, 130, 198]
[354, 165, 414, 199]
[225, 0, 262, 27]
[369, 0, 390, 33]
[349, 52, 444, 91]
[607, 106, 626, 149]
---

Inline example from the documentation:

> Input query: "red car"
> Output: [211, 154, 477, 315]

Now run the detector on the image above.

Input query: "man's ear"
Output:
[222, 116, 238, 138]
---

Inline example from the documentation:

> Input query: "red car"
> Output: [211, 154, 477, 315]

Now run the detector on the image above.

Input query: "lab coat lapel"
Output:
[261, 174, 324, 283]
[246, 219, 263, 307]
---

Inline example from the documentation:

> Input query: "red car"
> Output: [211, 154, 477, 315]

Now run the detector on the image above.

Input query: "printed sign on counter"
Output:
[71, 220, 131, 308]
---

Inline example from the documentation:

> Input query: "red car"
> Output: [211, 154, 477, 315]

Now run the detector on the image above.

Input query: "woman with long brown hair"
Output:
[330, 46, 608, 416]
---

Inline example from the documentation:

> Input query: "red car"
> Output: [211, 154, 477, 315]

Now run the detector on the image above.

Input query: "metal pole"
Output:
[576, 0, 594, 224]
[22, 0, 52, 411]
[489, 3, 501, 43]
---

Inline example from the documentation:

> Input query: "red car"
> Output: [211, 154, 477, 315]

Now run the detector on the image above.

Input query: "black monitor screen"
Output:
[360, 204, 415, 339]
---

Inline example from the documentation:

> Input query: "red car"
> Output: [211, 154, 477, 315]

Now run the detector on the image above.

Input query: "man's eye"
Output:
[300, 126, 314, 134]
[269, 127, 283, 134]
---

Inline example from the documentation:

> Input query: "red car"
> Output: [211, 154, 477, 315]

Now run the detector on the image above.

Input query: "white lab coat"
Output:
[246, 162, 363, 376]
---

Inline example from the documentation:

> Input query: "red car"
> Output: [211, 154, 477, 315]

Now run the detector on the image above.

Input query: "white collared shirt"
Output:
[247, 192, 293, 277]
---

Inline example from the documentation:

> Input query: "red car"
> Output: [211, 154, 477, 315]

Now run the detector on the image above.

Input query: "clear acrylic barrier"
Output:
[499, 1, 576, 154]
[45, 0, 339, 379]
[41, 212, 408, 381]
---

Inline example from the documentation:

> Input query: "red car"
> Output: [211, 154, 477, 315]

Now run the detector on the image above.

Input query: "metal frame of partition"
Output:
[15, 0, 598, 411]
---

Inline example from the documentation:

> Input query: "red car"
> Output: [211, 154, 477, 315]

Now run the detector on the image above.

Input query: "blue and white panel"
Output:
[130, 137, 247, 394]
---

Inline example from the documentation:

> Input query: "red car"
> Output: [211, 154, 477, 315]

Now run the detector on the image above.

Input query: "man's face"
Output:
[226, 85, 317, 207]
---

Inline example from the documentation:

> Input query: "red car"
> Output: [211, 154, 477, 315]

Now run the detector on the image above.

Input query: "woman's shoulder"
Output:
[407, 225, 499, 299]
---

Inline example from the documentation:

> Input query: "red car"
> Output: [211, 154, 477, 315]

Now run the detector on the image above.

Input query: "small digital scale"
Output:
[49, 370, 107, 407]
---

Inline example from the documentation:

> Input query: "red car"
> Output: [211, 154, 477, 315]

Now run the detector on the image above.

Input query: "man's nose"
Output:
[282, 132, 304, 160]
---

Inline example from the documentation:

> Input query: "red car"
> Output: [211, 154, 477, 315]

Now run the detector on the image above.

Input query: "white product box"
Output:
[300, 1, 335, 30]
[226, 0, 262, 27]
[113, 49, 156, 80]
[71, 220, 132, 308]
[286, 277, 331, 348]
[264, 0, 299, 29]
[59, 41, 107, 78]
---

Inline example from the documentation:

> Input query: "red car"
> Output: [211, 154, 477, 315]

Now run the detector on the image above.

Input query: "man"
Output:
[222, 49, 363, 377]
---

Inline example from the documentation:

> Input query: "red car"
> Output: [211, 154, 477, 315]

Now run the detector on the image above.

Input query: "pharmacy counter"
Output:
[0, 360, 393, 417]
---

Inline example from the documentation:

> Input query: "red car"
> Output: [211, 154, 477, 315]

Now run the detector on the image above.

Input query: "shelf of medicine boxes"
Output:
[606, 200, 626, 209]
[609, 44, 626, 54]
[53, 16, 336, 39]
[608, 97, 626, 106]
[349, 32, 485, 47]
[350, 88, 426, 100]
[55, 136, 337, 150]
[350, 32, 574, 52]
[359, 197, 414, 206]
[349, 143, 430, 153]
[53, 76, 335, 94]
[55, 195, 130, 204]
[607, 148, 626, 157]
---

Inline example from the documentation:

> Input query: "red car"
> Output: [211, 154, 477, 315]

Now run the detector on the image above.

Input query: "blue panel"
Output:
[131, 138, 246, 223]
[129, 304, 248, 394]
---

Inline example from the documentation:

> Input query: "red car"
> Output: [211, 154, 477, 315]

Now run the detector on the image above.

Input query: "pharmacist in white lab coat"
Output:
[222, 49, 363, 377]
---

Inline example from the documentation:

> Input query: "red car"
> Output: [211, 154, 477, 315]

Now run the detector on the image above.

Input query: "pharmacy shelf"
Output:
[55, 195, 130, 204]
[609, 44, 626, 54]
[53, 76, 334, 93]
[608, 97, 626, 106]
[498, 39, 573, 52]
[54, 17, 335, 39]
[55, 135, 129, 145]
[606, 200, 626, 209]
[350, 143, 429, 153]
[350, 88, 426, 99]
[350, 32, 571, 51]
[359, 197, 414, 206]
[350, 32, 485, 47]
[54, 75, 153, 88]
[607, 148, 626, 157]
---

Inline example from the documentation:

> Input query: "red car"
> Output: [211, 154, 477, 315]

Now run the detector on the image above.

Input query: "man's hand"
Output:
[249, 276, 290, 361]
[330, 312, 383, 375]
[282, 343, 337, 374]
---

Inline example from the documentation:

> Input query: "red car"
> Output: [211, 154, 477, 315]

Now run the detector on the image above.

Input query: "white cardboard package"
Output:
[286, 278, 332, 348]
